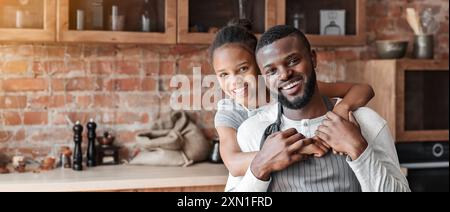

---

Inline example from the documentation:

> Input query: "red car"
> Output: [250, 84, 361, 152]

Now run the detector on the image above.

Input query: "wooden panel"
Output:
[276, 0, 366, 47]
[58, 0, 176, 44]
[0, 0, 56, 42]
[178, 0, 275, 44]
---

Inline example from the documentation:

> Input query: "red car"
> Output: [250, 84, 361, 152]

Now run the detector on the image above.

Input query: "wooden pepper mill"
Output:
[73, 121, 83, 171]
[86, 119, 97, 167]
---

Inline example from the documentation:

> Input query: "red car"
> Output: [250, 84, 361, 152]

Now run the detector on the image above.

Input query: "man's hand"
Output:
[251, 128, 329, 181]
[316, 112, 368, 161]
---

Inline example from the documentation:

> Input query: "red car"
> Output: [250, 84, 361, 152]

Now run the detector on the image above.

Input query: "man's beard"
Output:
[277, 71, 316, 110]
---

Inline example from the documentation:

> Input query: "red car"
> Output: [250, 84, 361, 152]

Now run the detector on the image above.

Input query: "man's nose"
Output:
[278, 66, 292, 81]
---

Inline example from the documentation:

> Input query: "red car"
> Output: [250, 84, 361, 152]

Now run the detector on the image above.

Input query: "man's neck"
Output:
[283, 87, 328, 121]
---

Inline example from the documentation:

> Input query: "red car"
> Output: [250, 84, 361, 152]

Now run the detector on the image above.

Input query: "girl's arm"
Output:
[318, 82, 375, 120]
[216, 127, 257, 177]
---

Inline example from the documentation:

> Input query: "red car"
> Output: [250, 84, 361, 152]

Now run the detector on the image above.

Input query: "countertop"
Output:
[0, 163, 229, 192]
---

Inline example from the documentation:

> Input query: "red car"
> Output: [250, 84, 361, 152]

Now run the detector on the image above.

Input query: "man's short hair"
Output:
[256, 25, 311, 54]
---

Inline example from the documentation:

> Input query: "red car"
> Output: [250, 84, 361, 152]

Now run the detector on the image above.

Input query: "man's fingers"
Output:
[287, 139, 313, 154]
[300, 143, 326, 157]
[313, 136, 331, 149]
[280, 128, 298, 138]
[285, 133, 305, 145]
[326, 112, 341, 122]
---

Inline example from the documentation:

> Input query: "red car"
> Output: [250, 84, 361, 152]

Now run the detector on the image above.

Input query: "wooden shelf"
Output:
[177, 0, 277, 44]
[276, 0, 366, 47]
[57, 0, 177, 44]
[0, 0, 56, 42]
[347, 59, 449, 142]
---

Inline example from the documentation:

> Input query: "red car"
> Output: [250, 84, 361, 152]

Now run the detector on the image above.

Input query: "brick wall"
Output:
[1, 0, 448, 159]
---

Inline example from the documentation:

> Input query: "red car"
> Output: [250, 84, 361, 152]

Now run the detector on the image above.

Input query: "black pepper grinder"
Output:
[73, 121, 83, 171]
[86, 119, 97, 167]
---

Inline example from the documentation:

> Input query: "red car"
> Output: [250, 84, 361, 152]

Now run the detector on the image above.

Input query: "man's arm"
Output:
[317, 111, 410, 192]
[347, 124, 411, 192]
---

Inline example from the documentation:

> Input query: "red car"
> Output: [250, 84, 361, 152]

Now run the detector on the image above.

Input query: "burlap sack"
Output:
[130, 111, 212, 167]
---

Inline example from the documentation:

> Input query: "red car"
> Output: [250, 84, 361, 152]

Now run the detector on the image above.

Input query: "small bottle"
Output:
[16, 10, 24, 28]
[292, 12, 306, 32]
[76, 10, 85, 30]
[111, 5, 119, 31]
[141, 0, 151, 32]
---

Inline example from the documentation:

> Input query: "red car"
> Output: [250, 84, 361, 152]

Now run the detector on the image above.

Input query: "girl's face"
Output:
[213, 44, 259, 106]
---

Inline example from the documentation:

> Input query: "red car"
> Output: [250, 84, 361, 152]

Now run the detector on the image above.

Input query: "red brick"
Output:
[47, 46, 66, 58]
[0, 129, 25, 143]
[1, 60, 29, 74]
[1, 78, 48, 92]
[53, 77, 102, 91]
[2, 111, 22, 125]
[52, 112, 96, 125]
[106, 78, 140, 91]
[0, 96, 27, 109]
[24, 112, 48, 125]
[144, 61, 160, 76]
[90, 60, 114, 75]
[141, 77, 158, 91]
[160, 61, 176, 75]
[75, 95, 92, 109]
[94, 94, 119, 108]
[101, 111, 150, 125]
[119, 94, 160, 109]
[116, 60, 141, 75]
[29, 95, 73, 109]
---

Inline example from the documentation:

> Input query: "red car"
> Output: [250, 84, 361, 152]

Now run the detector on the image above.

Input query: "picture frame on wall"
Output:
[320, 10, 346, 35]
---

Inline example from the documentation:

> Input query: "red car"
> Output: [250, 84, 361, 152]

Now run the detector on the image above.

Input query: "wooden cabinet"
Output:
[347, 60, 449, 142]
[57, 0, 177, 44]
[177, 0, 277, 44]
[276, 0, 366, 47]
[0, 0, 56, 42]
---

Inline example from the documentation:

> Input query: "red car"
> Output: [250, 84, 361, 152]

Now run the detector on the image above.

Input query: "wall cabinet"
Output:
[0, 0, 56, 42]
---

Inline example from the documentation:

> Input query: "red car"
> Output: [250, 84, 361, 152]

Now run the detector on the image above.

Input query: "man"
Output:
[225, 25, 410, 192]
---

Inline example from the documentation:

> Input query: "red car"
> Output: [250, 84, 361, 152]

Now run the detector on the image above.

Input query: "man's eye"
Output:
[239, 67, 249, 73]
[288, 58, 299, 66]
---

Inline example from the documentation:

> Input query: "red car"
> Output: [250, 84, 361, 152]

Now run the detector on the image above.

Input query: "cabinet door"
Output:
[398, 60, 449, 142]
[0, 0, 56, 42]
[57, 0, 176, 44]
[276, 0, 366, 47]
[178, 0, 277, 44]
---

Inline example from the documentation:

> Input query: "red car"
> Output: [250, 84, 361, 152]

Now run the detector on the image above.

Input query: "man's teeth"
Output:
[233, 87, 246, 94]
[282, 81, 300, 90]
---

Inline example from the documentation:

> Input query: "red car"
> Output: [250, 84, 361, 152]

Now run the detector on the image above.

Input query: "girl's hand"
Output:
[332, 102, 351, 121]
[316, 111, 368, 161]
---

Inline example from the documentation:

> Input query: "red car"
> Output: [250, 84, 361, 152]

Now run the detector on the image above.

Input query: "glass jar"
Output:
[292, 12, 306, 32]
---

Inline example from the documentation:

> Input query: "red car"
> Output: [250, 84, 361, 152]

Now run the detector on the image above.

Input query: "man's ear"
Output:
[310, 50, 317, 69]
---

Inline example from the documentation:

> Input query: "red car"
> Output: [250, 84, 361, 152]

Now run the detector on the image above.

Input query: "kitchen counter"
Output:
[0, 163, 229, 192]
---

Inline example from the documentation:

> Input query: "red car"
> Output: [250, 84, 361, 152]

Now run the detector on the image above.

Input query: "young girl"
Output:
[210, 20, 374, 177]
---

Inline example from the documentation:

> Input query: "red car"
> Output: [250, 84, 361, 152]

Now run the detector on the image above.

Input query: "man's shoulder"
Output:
[353, 107, 388, 141]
